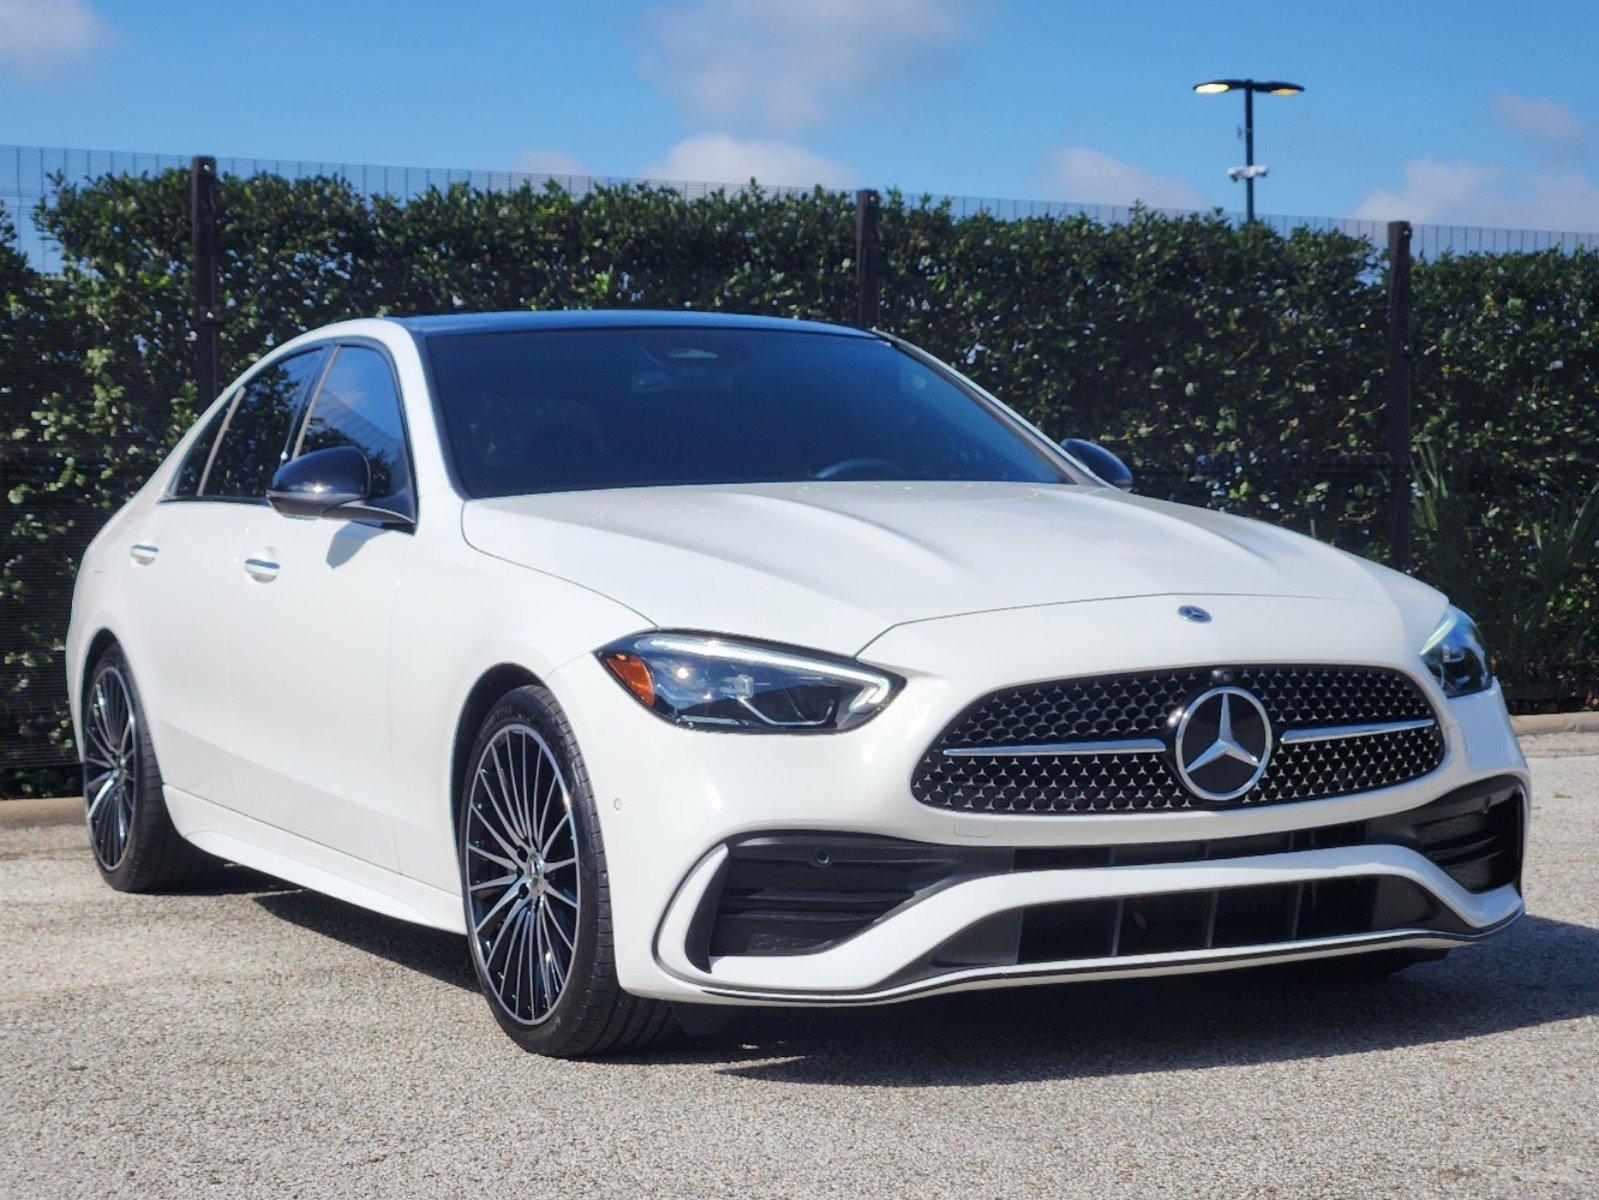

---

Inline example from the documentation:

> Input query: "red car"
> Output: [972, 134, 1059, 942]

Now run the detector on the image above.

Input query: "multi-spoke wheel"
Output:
[458, 684, 677, 1057]
[84, 663, 138, 870]
[464, 724, 581, 1025]
[81, 644, 212, 892]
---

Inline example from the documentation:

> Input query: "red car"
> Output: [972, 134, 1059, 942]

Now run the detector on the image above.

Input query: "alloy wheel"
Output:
[83, 664, 139, 870]
[463, 724, 581, 1025]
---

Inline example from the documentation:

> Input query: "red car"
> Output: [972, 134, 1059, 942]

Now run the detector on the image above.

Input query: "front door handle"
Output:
[244, 555, 281, 582]
[130, 543, 159, 565]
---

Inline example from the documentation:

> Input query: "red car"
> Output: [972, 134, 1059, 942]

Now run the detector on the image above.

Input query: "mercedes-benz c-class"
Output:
[68, 311, 1527, 1056]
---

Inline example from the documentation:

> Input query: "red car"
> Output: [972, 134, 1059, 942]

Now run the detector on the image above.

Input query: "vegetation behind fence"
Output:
[3, 156, 1597, 793]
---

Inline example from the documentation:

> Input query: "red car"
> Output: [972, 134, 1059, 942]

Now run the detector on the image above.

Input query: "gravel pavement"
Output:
[2, 744, 1595, 1199]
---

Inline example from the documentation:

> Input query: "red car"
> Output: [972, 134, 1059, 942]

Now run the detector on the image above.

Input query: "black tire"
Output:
[82, 644, 215, 892]
[457, 683, 676, 1057]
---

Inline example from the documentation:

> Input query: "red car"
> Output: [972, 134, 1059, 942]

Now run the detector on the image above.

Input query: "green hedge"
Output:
[3, 171, 1596, 793]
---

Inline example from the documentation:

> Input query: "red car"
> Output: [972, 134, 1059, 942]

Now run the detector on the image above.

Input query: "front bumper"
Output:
[656, 777, 1524, 1003]
[550, 595, 1530, 1006]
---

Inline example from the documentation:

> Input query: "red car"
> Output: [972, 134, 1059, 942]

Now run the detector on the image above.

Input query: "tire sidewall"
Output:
[86, 645, 162, 889]
[457, 685, 605, 1053]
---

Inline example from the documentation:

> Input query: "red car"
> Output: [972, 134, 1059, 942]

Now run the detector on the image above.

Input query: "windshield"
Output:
[424, 327, 1072, 498]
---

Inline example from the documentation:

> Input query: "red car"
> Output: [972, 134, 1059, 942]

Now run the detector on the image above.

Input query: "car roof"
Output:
[389, 309, 876, 339]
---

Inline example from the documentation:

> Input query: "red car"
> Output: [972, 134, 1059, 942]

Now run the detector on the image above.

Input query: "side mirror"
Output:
[1060, 438, 1134, 492]
[268, 446, 411, 529]
[268, 447, 415, 527]
[268, 446, 370, 518]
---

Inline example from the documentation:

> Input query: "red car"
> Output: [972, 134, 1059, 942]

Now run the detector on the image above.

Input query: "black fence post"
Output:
[854, 188, 881, 328]
[189, 155, 221, 404]
[1385, 220, 1414, 572]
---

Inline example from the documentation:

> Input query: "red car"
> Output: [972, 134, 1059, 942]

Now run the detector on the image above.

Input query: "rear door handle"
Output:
[244, 556, 280, 582]
[130, 543, 159, 565]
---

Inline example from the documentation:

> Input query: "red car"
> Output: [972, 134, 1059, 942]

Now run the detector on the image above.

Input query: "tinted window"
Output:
[425, 329, 1067, 498]
[169, 399, 231, 497]
[205, 350, 327, 499]
[295, 346, 410, 506]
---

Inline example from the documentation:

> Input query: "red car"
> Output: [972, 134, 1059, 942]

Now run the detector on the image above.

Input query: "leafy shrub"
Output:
[1414, 446, 1599, 704]
[1, 202, 81, 794]
[2, 170, 1596, 794]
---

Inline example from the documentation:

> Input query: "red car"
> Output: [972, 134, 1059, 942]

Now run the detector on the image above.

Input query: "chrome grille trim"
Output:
[943, 738, 1166, 758]
[1279, 717, 1437, 745]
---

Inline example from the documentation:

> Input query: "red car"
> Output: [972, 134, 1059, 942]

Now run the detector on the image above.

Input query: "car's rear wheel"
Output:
[458, 684, 675, 1057]
[82, 644, 214, 891]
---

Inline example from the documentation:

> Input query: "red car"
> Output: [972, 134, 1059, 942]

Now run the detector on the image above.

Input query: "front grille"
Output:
[912, 665, 1444, 814]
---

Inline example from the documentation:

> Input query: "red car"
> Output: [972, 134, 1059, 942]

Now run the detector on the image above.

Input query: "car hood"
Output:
[462, 482, 1399, 655]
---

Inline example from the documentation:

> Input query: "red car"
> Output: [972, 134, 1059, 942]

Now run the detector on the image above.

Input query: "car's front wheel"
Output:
[458, 684, 676, 1057]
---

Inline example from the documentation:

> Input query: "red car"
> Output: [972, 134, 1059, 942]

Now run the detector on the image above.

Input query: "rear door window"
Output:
[203, 349, 328, 500]
[168, 400, 231, 498]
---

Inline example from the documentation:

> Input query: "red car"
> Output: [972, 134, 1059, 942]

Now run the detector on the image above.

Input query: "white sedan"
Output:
[67, 312, 1528, 1057]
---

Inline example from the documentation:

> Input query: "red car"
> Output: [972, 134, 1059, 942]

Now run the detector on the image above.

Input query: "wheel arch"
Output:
[82, 628, 122, 685]
[75, 625, 182, 776]
[75, 627, 125, 750]
[450, 663, 546, 830]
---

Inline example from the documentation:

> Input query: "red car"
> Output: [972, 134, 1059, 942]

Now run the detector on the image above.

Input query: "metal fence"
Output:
[0, 144, 836, 274]
[10, 142, 1599, 272]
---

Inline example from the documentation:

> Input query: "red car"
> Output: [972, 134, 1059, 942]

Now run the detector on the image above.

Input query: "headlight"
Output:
[596, 632, 901, 733]
[1420, 605, 1493, 697]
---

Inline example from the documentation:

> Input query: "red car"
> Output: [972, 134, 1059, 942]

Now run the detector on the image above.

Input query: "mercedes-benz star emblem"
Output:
[1172, 686, 1273, 801]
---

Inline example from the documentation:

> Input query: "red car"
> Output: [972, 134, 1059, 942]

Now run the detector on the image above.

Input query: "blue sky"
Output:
[5, 0, 1599, 230]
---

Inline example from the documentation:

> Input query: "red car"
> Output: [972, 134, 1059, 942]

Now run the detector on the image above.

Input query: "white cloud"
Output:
[514, 149, 590, 177]
[1352, 159, 1499, 223]
[1042, 146, 1208, 210]
[1353, 94, 1599, 230]
[1352, 157, 1599, 232]
[642, 133, 851, 188]
[0, 0, 110, 74]
[640, 0, 963, 132]
[1492, 92, 1597, 159]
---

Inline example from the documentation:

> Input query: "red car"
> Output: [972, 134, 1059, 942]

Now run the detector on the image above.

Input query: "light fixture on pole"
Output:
[1193, 78, 1304, 221]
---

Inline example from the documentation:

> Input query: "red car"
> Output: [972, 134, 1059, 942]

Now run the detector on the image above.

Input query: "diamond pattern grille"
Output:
[912, 665, 1444, 815]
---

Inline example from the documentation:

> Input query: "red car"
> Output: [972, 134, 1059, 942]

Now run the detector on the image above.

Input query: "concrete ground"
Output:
[1, 741, 1595, 1199]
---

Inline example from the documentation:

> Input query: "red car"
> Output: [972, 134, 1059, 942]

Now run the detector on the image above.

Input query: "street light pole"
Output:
[1193, 77, 1303, 222]
[1243, 84, 1255, 221]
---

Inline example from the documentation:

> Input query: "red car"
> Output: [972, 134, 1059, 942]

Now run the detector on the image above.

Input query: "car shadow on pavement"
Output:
[238, 883, 1597, 1084]
[252, 889, 477, 992]
[671, 915, 1599, 1086]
